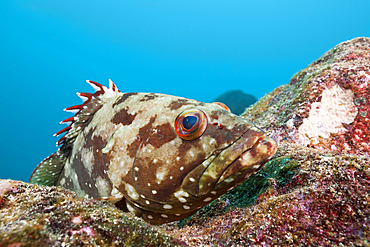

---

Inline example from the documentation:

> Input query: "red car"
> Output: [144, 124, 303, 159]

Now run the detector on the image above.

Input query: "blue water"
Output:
[1, 1, 369, 182]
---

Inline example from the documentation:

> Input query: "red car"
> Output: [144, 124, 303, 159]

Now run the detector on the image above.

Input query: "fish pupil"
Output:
[183, 116, 197, 130]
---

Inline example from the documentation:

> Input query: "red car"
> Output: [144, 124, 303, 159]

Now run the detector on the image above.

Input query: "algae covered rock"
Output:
[162, 37, 370, 246]
[242, 37, 370, 155]
[0, 179, 184, 247]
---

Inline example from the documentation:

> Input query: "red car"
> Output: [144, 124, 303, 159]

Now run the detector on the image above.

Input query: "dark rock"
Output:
[213, 89, 257, 115]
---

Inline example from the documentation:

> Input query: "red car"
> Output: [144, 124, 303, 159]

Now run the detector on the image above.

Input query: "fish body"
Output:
[30, 80, 277, 224]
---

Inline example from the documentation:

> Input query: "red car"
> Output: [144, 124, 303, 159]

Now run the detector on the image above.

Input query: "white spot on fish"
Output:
[178, 197, 187, 203]
[203, 197, 212, 202]
[163, 204, 172, 209]
[189, 150, 194, 157]
[148, 183, 151, 187]
[224, 177, 234, 183]
[211, 191, 217, 195]
[126, 203, 135, 214]
[153, 158, 158, 164]
[155, 166, 168, 184]
[174, 190, 190, 198]
[175, 214, 181, 216]
[180, 166, 184, 171]
[176, 157, 180, 161]
[125, 183, 139, 200]
[170, 176, 173, 179]
[189, 177, 195, 182]
[183, 205, 190, 210]
[152, 190, 157, 194]
[147, 215, 153, 219]
[227, 186, 235, 191]
[161, 214, 168, 218]
[134, 167, 139, 171]
[146, 200, 150, 205]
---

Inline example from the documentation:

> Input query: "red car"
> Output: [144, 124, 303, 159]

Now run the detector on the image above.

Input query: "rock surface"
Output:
[244, 37, 370, 155]
[0, 179, 184, 246]
[2, 37, 370, 246]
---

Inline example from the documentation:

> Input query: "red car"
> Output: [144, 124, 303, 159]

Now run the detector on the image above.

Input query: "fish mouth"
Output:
[181, 127, 277, 197]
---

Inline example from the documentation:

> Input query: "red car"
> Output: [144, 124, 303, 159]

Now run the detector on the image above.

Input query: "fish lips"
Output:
[182, 127, 277, 197]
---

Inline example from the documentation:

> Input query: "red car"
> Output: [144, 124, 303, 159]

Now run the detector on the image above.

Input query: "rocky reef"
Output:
[0, 179, 183, 246]
[1, 37, 370, 246]
[213, 89, 257, 115]
[244, 37, 370, 155]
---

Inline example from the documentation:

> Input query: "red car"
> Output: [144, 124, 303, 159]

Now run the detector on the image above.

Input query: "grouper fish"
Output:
[30, 80, 277, 225]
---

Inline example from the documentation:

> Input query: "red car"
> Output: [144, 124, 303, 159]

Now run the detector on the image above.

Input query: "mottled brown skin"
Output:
[31, 80, 277, 225]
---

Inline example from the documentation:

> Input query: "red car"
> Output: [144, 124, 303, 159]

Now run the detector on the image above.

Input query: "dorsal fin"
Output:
[30, 79, 120, 185]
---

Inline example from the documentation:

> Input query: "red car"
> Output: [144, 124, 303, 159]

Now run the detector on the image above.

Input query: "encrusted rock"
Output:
[0, 179, 184, 246]
[243, 37, 370, 155]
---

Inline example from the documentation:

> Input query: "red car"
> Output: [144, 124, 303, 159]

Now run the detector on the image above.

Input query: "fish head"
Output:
[103, 95, 277, 217]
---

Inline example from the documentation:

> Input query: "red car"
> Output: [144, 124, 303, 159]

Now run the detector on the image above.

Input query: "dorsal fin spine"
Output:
[60, 117, 76, 124]
[76, 92, 93, 103]
[54, 126, 72, 137]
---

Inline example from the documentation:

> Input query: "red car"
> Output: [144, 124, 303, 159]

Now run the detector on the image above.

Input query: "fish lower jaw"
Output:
[217, 136, 277, 184]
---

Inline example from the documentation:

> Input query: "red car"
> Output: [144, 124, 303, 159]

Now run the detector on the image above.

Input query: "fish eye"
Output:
[175, 109, 208, 140]
[212, 102, 231, 112]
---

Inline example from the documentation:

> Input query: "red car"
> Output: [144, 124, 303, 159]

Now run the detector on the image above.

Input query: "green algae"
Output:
[221, 156, 299, 209]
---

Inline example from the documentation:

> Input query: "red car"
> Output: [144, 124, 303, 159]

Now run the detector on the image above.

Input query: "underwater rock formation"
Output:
[213, 89, 257, 115]
[162, 37, 370, 246]
[243, 37, 370, 155]
[0, 179, 183, 246]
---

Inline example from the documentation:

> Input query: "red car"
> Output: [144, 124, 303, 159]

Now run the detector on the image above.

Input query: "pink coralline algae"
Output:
[243, 37, 370, 155]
